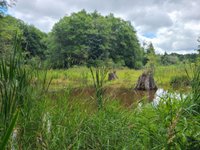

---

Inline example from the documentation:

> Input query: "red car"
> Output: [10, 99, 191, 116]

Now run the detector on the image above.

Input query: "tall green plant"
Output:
[0, 35, 31, 149]
[0, 34, 52, 149]
[191, 64, 200, 113]
[0, 36, 29, 125]
[0, 110, 19, 150]
[90, 66, 108, 109]
[185, 62, 200, 113]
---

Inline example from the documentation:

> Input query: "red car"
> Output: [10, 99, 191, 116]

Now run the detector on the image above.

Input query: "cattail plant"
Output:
[90, 66, 108, 110]
[0, 34, 51, 149]
[0, 35, 31, 149]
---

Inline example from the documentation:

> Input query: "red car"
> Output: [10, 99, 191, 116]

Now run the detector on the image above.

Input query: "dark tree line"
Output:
[160, 52, 198, 65]
[0, 16, 47, 60]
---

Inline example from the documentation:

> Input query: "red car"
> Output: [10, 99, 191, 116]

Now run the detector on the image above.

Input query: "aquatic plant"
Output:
[90, 66, 108, 109]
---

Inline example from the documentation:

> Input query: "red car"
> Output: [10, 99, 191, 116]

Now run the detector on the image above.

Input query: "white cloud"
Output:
[8, 0, 200, 54]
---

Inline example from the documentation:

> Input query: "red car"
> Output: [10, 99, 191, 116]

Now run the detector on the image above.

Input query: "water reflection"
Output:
[152, 88, 188, 106]
[52, 87, 187, 107]
[106, 88, 158, 107]
[69, 87, 162, 107]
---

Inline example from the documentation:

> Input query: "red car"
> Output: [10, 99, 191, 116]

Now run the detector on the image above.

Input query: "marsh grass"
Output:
[154, 64, 191, 88]
[170, 75, 190, 88]
[185, 63, 200, 113]
[0, 36, 52, 149]
[0, 36, 33, 149]
[32, 93, 199, 149]
[46, 65, 190, 91]
[1, 39, 199, 150]
[90, 66, 108, 109]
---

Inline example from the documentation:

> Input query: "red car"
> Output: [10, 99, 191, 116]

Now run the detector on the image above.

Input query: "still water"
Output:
[69, 87, 188, 107]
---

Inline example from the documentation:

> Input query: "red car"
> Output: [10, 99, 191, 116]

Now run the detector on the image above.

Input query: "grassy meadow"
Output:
[47, 64, 190, 90]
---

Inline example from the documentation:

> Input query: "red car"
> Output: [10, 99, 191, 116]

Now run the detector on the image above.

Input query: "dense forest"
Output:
[0, 10, 199, 69]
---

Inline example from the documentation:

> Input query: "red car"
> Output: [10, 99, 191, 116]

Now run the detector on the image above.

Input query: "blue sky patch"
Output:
[0, 6, 8, 15]
[143, 32, 156, 39]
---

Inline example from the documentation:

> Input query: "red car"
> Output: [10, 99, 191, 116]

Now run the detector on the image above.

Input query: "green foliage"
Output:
[0, 110, 19, 150]
[161, 53, 179, 65]
[1, 7, 200, 150]
[160, 52, 198, 65]
[21, 92, 199, 149]
[0, 36, 32, 149]
[0, 35, 51, 149]
[0, 15, 47, 62]
[0, 52, 199, 149]
[20, 23, 47, 59]
[46, 10, 143, 69]
[90, 66, 108, 109]
[170, 75, 190, 87]
[189, 63, 200, 113]
[0, 36, 30, 127]
[0, 16, 22, 60]
[146, 42, 155, 55]
[145, 43, 159, 73]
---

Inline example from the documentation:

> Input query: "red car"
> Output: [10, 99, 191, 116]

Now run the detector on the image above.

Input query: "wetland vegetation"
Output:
[0, 2, 200, 149]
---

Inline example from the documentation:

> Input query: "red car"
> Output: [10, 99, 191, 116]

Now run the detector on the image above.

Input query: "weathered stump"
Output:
[108, 71, 118, 81]
[135, 72, 157, 90]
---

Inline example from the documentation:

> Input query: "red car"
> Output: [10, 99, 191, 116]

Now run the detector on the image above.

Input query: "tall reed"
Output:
[90, 66, 108, 109]
[185, 62, 200, 113]
[0, 35, 52, 149]
[190, 64, 200, 112]
[0, 35, 31, 149]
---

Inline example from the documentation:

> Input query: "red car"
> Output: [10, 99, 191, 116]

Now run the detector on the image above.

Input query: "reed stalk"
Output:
[90, 66, 108, 110]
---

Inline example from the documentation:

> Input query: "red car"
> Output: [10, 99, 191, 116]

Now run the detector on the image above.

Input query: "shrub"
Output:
[170, 75, 190, 87]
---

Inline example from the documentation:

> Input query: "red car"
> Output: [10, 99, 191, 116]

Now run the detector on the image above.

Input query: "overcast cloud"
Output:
[9, 0, 200, 54]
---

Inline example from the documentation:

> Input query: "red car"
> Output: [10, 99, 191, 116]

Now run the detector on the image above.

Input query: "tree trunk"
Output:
[135, 72, 157, 90]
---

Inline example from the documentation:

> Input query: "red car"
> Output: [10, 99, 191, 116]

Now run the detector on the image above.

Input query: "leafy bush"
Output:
[170, 75, 190, 87]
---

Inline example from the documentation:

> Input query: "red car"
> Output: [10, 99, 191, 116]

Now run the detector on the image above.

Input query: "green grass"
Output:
[45, 64, 192, 91]
[1, 45, 199, 149]
[12, 89, 200, 149]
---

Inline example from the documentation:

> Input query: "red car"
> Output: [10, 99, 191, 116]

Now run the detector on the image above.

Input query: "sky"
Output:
[8, 0, 200, 54]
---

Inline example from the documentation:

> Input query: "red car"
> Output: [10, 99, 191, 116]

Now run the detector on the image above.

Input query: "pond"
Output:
[67, 87, 188, 107]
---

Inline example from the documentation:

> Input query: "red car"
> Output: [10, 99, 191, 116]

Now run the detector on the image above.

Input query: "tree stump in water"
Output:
[108, 71, 118, 81]
[135, 72, 157, 90]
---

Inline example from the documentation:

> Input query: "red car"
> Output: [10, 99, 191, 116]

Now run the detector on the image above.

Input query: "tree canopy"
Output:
[1, 10, 199, 69]
[0, 15, 47, 60]
[46, 10, 143, 69]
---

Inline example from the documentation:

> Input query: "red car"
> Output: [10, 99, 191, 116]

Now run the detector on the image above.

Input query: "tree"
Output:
[47, 10, 144, 69]
[0, 16, 22, 59]
[107, 14, 143, 68]
[0, 15, 47, 62]
[145, 42, 158, 73]
[160, 52, 179, 65]
[20, 23, 47, 59]
[146, 42, 155, 55]
[46, 10, 92, 68]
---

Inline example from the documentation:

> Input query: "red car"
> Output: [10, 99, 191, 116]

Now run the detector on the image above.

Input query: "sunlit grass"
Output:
[45, 64, 191, 91]
[1, 60, 197, 149]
